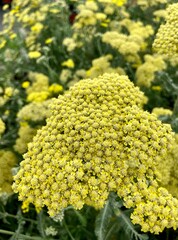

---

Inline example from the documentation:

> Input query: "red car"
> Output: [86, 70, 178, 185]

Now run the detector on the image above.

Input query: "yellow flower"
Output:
[2, 4, 10, 10]
[45, 38, 53, 44]
[101, 22, 108, 27]
[48, 84, 63, 94]
[137, 0, 167, 8]
[63, 38, 77, 52]
[152, 108, 173, 117]
[97, 0, 126, 5]
[0, 118, 5, 135]
[0, 40, 6, 49]
[22, 81, 30, 89]
[17, 99, 53, 122]
[112, 0, 126, 6]
[96, 12, 107, 21]
[61, 59, 75, 68]
[14, 124, 38, 154]
[31, 23, 44, 33]
[4, 87, 13, 97]
[151, 86, 162, 91]
[27, 72, 49, 93]
[13, 73, 176, 235]
[0, 150, 17, 193]
[49, 9, 60, 14]
[27, 91, 49, 102]
[10, 33, 17, 39]
[136, 54, 166, 87]
[100, 19, 110, 27]
[28, 51, 41, 59]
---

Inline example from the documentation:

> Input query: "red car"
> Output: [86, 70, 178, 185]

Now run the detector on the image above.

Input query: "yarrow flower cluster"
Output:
[73, 0, 126, 29]
[153, 3, 178, 55]
[14, 123, 38, 154]
[102, 18, 154, 65]
[17, 99, 54, 122]
[0, 87, 18, 107]
[152, 107, 173, 117]
[137, 0, 167, 9]
[162, 134, 178, 199]
[24, 72, 63, 102]
[13, 73, 176, 234]
[0, 150, 17, 193]
[86, 54, 125, 78]
[136, 54, 166, 87]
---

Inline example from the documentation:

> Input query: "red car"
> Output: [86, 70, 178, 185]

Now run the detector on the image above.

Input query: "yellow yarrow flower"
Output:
[96, 12, 107, 21]
[0, 40, 6, 49]
[48, 84, 63, 94]
[152, 107, 173, 117]
[14, 124, 38, 154]
[28, 51, 41, 59]
[31, 23, 44, 33]
[27, 72, 49, 91]
[45, 38, 53, 44]
[13, 73, 176, 234]
[112, 0, 126, 6]
[10, 33, 17, 39]
[27, 91, 49, 102]
[63, 38, 77, 52]
[151, 85, 162, 91]
[61, 59, 75, 68]
[4, 87, 13, 97]
[93, 0, 126, 5]
[22, 81, 30, 89]
[2, 4, 10, 10]
[0, 150, 17, 193]
[136, 54, 166, 87]
[17, 99, 53, 122]
[49, 9, 60, 14]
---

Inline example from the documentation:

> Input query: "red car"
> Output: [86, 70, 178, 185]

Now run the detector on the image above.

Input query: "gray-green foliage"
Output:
[95, 193, 149, 240]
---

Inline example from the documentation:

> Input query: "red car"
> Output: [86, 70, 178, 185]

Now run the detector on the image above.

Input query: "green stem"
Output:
[1, 212, 37, 224]
[0, 229, 14, 236]
[0, 229, 42, 239]
[37, 211, 46, 238]
[63, 220, 75, 240]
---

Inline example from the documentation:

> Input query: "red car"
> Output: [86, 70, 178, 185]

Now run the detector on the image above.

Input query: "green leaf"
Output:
[95, 199, 117, 240]
[37, 211, 46, 238]
[114, 208, 149, 240]
[173, 97, 178, 117]
[73, 209, 87, 227]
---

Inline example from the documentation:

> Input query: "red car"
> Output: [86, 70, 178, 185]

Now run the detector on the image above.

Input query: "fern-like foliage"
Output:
[114, 207, 148, 240]
[95, 198, 117, 240]
[95, 192, 149, 240]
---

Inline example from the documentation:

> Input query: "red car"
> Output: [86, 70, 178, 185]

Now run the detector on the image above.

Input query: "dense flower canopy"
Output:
[12, 73, 177, 234]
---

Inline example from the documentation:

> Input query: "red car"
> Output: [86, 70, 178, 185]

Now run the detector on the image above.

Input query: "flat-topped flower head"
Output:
[12, 73, 176, 234]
